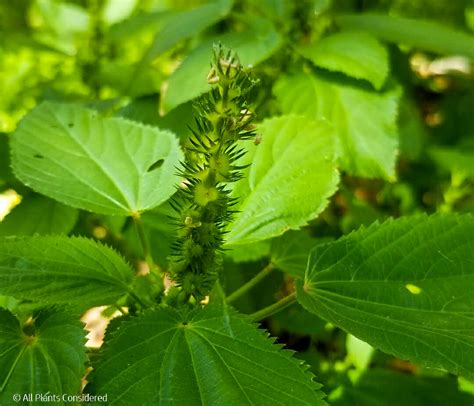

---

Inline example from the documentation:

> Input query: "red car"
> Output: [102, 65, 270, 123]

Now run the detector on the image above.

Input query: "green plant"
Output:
[1, 1, 474, 405]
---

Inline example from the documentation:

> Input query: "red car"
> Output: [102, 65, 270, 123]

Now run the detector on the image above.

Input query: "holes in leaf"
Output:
[147, 159, 165, 172]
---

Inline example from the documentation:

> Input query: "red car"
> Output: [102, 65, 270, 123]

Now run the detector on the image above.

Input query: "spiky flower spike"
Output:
[169, 45, 257, 303]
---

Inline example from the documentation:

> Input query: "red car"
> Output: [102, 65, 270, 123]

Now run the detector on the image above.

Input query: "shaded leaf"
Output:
[137, 0, 234, 69]
[0, 309, 87, 404]
[0, 236, 134, 306]
[336, 14, 474, 59]
[163, 18, 281, 112]
[226, 240, 272, 263]
[332, 369, 474, 406]
[271, 230, 330, 278]
[0, 195, 78, 236]
[87, 304, 326, 405]
[0, 134, 12, 186]
[226, 115, 339, 245]
[271, 304, 327, 336]
[118, 98, 194, 139]
[11, 102, 183, 215]
[430, 146, 474, 179]
[296, 214, 474, 378]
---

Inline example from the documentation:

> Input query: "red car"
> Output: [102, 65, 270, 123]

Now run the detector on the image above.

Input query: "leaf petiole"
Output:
[226, 263, 274, 303]
[249, 292, 297, 322]
[132, 213, 158, 276]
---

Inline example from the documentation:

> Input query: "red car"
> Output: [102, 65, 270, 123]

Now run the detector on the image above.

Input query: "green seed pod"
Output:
[169, 45, 257, 303]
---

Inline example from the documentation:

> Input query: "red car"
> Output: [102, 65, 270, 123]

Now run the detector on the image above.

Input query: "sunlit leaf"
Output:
[299, 31, 389, 90]
[274, 72, 400, 180]
[11, 102, 183, 215]
[226, 115, 339, 245]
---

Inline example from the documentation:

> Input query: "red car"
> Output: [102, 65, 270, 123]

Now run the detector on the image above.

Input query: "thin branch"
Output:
[226, 263, 274, 303]
[249, 292, 297, 322]
[132, 213, 157, 274]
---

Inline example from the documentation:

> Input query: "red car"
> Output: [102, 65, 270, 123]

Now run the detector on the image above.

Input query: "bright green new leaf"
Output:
[226, 115, 339, 245]
[87, 304, 326, 405]
[332, 369, 473, 406]
[336, 14, 474, 60]
[11, 102, 183, 215]
[299, 31, 389, 90]
[274, 72, 400, 180]
[296, 214, 474, 378]
[163, 19, 281, 112]
[0, 195, 78, 236]
[0, 309, 87, 404]
[0, 236, 134, 306]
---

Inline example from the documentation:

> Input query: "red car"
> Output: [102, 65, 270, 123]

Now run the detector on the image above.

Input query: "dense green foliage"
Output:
[1, 0, 473, 405]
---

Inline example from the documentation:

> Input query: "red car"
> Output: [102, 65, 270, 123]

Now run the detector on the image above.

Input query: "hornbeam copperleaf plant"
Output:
[0, 1, 474, 405]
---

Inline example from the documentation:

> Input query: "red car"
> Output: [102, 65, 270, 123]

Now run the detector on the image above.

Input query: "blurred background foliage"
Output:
[1, 0, 474, 404]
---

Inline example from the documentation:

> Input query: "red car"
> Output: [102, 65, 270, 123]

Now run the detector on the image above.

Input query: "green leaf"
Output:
[271, 230, 330, 278]
[220, 261, 284, 314]
[398, 96, 427, 161]
[345, 334, 374, 371]
[430, 146, 474, 179]
[271, 304, 327, 336]
[11, 102, 183, 215]
[119, 0, 235, 91]
[225, 239, 272, 263]
[87, 304, 326, 405]
[96, 61, 163, 98]
[0, 195, 78, 236]
[0, 296, 19, 311]
[274, 72, 400, 180]
[0, 134, 12, 186]
[296, 214, 474, 378]
[226, 115, 339, 245]
[0, 308, 87, 404]
[298, 31, 389, 90]
[0, 236, 134, 306]
[163, 18, 281, 112]
[137, 0, 234, 69]
[336, 14, 474, 59]
[119, 98, 194, 139]
[332, 369, 474, 406]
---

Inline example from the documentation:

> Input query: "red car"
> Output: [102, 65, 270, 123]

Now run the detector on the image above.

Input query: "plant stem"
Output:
[128, 290, 147, 308]
[249, 292, 297, 322]
[226, 263, 274, 303]
[132, 213, 156, 274]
